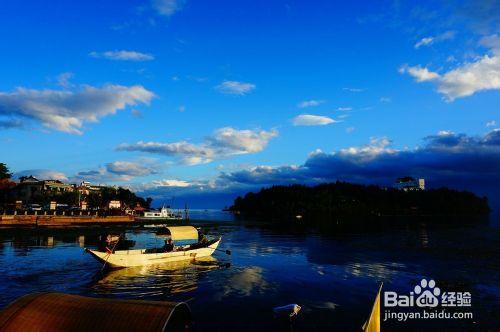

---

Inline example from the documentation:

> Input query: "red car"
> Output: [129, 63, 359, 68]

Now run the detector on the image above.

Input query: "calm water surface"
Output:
[0, 212, 498, 331]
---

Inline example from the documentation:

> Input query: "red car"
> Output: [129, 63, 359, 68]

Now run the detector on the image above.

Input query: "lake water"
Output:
[0, 212, 498, 331]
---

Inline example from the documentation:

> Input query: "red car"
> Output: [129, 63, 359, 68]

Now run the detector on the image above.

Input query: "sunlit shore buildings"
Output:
[1, 175, 148, 214]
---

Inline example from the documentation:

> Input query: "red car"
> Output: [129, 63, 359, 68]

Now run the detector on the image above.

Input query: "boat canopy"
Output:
[0, 293, 191, 331]
[164, 226, 198, 241]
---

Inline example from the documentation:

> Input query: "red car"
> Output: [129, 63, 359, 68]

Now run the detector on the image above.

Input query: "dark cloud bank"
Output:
[142, 130, 500, 209]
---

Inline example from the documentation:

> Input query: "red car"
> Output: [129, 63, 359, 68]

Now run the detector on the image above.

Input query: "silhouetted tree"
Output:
[0, 163, 12, 180]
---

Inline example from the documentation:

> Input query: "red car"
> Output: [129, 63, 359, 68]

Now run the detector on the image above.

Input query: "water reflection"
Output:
[219, 266, 270, 298]
[0, 221, 498, 331]
[93, 257, 223, 298]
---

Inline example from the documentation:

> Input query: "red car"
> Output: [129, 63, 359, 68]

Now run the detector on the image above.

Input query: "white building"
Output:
[394, 177, 425, 191]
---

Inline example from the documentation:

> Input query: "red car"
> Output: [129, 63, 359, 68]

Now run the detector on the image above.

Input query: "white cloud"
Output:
[106, 161, 159, 177]
[414, 31, 455, 49]
[215, 80, 256, 95]
[486, 120, 496, 127]
[343, 87, 364, 92]
[14, 169, 68, 181]
[0, 84, 154, 134]
[437, 54, 500, 100]
[346, 126, 355, 133]
[117, 127, 278, 165]
[401, 35, 500, 101]
[152, 0, 185, 17]
[379, 97, 392, 103]
[292, 114, 336, 126]
[152, 179, 191, 187]
[399, 65, 440, 82]
[337, 107, 353, 111]
[117, 141, 215, 165]
[57, 72, 74, 88]
[73, 159, 160, 183]
[89, 50, 154, 61]
[297, 100, 325, 108]
[209, 127, 278, 154]
[415, 37, 434, 49]
[480, 34, 500, 53]
[339, 137, 396, 161]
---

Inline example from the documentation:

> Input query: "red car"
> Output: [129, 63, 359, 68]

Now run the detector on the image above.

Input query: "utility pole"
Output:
[184, 203, 189, 221]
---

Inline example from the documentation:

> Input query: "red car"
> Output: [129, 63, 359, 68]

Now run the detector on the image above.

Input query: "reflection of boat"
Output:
[86, 226, 221, 268]
[136, 206, 183, 221]
[99, 256, 220, 284]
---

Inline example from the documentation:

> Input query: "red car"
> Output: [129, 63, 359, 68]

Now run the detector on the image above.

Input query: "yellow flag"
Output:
[362, 283, 383, 332]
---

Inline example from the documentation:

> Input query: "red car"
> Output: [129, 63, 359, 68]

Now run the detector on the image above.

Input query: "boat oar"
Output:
[100, 236, 120, 273]
[214, 248, 231, 255]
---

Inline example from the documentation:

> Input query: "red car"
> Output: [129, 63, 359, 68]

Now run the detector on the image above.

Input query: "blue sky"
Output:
[0, 0, 499, 207]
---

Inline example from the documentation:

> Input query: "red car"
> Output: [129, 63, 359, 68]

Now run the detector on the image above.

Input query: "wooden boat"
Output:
[85, 226, 221, 268]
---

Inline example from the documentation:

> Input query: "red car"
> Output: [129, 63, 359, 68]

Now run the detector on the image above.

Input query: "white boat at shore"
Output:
[85, 226, 221, 268]
[136, 206, 184, 221]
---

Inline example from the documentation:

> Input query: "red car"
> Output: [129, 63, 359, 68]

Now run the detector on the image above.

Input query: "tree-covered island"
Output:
[229, 182, 490, 223]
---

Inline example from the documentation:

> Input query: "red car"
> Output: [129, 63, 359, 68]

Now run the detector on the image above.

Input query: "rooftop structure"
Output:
[394, 177, 425, 191]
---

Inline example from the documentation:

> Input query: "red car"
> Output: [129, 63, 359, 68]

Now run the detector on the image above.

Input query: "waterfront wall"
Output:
[0, 214, 134, 227]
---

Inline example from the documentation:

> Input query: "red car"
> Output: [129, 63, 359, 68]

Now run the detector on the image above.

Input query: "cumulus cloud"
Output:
[297, 100, 325, 108]
[151, 179, 192, 187]
[292, 114, 336, 126]
[437, 54, 500, 100]
[0, 84, 154, 134]
[221, 165, 304, 185]
[14, 169, 68, 181]
[89, 50, 154, 61]
[106, 161, 159, 177]
[480, 34, 500, 52]
[72, 160, 160, 183]
[117, 141, 215, 165]
[486, 120, 496, 127]
[401, 35, 500, 101]
[152, 0, 185, 17]
[215, 81, 256, 95]
[399, 65, 440, 82]
[220, 129, 500, 196]
[131, 177, 229, 206]
[117, 127, 278, 165]
[208, 127, 278, 154]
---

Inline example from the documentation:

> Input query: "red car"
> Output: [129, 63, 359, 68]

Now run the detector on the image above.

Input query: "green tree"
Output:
[0, 163, 12, 180]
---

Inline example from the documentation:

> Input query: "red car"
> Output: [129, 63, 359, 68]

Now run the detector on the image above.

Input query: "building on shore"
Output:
[76, 181, 103, 196]
[15, 176, 75, 203]
[394, 177, 425, 191]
